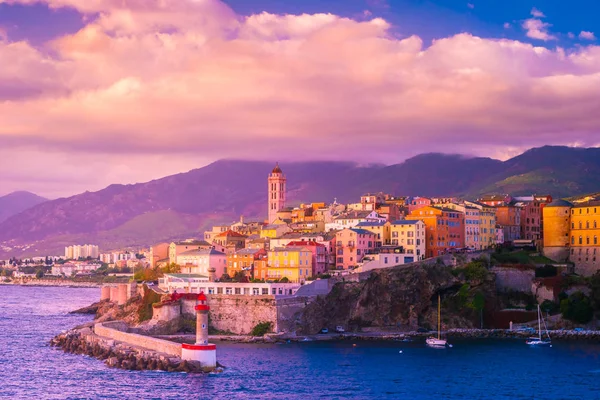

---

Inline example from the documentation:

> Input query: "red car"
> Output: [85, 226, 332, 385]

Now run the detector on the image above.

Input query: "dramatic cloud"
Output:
[580, 31, 597, 40]
[1, 0, 600, 197]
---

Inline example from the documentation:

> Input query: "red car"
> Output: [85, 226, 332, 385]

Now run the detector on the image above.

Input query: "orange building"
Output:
[226, 248, 267, 278]
[496, 205, 521, 242]
[406, 206, 465, 258]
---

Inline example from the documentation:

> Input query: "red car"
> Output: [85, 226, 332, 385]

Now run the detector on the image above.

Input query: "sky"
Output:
[0, 0, 599, 198]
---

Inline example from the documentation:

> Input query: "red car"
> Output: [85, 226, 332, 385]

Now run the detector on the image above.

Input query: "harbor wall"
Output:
[94, 321, 181, 357]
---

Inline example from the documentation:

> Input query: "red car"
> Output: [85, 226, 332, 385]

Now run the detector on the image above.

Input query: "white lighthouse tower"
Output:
[181, 292, 216, 368]
[268, 162, 286, 224]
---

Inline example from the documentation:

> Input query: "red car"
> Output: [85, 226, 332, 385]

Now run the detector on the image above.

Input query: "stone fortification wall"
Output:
[94, 321, 181, 357]
[101, 286, 111, 300]
[152, 302, 181, 322]
[492, 266, 535, 293]
[208, 295, 277, 335]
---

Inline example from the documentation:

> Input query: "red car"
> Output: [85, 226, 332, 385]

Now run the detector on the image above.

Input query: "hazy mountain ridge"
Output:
[2, 146, 600, 257]
[0, 191, 48, 223]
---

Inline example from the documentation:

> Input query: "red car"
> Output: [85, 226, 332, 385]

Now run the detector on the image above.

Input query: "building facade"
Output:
[389, 220, 426, 260]
[267, 246, 313, 283]
[335, 228, 376, 269]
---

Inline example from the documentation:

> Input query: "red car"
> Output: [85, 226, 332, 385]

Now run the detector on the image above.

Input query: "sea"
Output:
[1, 285, 600, 400]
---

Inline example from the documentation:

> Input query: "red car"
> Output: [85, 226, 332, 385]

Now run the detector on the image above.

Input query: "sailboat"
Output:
[526, 305, 552, 346]
[426, 295, 449, 348]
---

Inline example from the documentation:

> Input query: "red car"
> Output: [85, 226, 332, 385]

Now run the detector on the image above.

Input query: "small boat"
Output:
[526, 305, 552, 346]
[426, 295, 449, 348]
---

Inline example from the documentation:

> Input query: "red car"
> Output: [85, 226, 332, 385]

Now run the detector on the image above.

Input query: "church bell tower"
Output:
[268, 163, 286, 223]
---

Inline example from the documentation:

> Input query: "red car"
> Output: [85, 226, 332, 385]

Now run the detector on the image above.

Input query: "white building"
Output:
[176, 249, 227, 278]
[325, 210, 386, 232]
[65, 244, 99, 260]
[159, 274, 300, 297]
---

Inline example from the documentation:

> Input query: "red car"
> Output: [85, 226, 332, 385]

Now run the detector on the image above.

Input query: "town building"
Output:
[212, 230, 247, 253]
[65, 244, 99, 260]
[464, 201, 497, 249]
[407, 197, 432, 213]
[389, 220, 426, 260]
[149, 242, 170, 268]
[355, 221, 390, 247]
[176, 248, 227, 278]
[159, 274, 301, 296]
[406, 206, 465, 258]
[267, 246, 313, 283]
[542, 199, 573, 262]
[569, 201, 600, 276]
[496, 205, 522, 242]
[325, 210, 386, 231]
[286, 240, 327, 275]
[335, 228, 376, 269]
[226, 248, 267, 278]
[169, 240, 213, 264]
[268, 163, 287, 224]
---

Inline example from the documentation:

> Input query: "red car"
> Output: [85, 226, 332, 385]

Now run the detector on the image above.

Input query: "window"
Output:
[595, 236, 598, 245]
[587, 237, 590, 245]
[572, 236, 575, 245]
[579, 236, 583, 245]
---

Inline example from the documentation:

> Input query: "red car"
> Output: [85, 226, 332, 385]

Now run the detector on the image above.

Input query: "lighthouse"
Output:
[181, 292, 217, 368]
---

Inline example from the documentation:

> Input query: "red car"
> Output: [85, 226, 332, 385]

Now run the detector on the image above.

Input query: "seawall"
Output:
[94, 321, 182, 357]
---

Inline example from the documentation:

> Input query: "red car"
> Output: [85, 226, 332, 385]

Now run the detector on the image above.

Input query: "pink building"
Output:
[407, 197, 432, 213]
[335, 228, 376, 270]
[286, 240, 327, 275]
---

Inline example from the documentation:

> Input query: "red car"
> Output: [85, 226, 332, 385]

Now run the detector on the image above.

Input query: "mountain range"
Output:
[1, 145, 600, 258]
[0, 191, 47, 224]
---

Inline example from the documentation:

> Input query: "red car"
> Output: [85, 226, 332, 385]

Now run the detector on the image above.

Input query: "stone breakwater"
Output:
[50, 324, 223, 373]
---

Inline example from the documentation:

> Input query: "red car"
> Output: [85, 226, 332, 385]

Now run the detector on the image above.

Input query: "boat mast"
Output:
[538, 305, 542, 341]
[438, 294, 441, 340]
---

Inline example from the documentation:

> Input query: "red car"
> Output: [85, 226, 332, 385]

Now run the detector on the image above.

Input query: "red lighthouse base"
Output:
[181, 343, 217, 368]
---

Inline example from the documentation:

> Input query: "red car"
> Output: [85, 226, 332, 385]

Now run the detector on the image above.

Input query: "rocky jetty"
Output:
[50, 325, 223, 373]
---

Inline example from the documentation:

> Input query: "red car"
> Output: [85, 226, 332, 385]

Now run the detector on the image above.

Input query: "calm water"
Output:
[1, 286, 600, 399]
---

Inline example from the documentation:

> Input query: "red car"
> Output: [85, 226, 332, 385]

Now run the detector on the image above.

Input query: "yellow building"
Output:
[463, 201, 497, 250]
[260, 224, 291, 239]
[355, 221, 390, 247]
[542, 199, 573, 262]
[570, 201, 600, 275]
[267, 246, 313, 283]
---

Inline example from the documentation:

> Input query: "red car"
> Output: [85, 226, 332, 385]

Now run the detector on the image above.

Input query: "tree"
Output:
[464, 261, 487, 282]
[560, 291, 593, 324]
[35, 270, 44, 279]
[279, 277, 290, 283]
[471, 292, 485, 329]
[233, 271, 248, 283]
[160, 263, 181, 274]
[219, 274, 233, 282]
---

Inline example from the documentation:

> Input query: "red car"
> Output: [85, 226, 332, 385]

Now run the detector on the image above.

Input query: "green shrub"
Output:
[250, 321, 273, 336]
[464, 261, 487, 282]
[137, 285, 162, 322]
[536, 265, 557, 278]
[560, 291, 593, 324]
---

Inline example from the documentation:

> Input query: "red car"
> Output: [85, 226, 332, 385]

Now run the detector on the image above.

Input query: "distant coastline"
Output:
[0, 279, 102, 288]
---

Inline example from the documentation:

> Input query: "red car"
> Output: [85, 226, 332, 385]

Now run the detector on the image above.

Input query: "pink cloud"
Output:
[0, 0, 600, 196]
[522, 18, 556, 41]
[579, 31, 596, 41]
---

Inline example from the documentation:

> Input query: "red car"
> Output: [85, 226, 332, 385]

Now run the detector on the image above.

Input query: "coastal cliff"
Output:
[300, 263, 498, 334]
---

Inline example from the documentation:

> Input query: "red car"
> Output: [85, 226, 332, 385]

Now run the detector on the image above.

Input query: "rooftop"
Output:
[391, 220, 419, 225]
[179, 248, 225, 256]
[356, 221, 387, 227]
